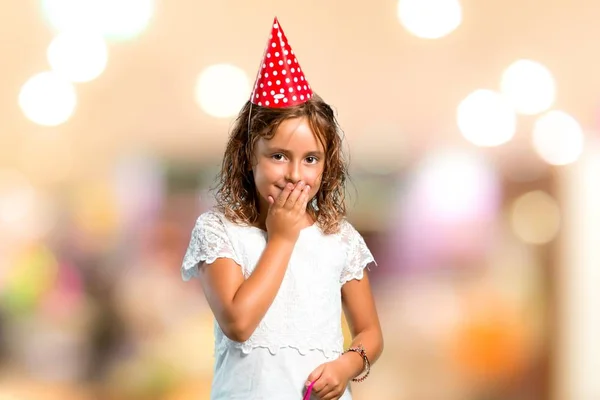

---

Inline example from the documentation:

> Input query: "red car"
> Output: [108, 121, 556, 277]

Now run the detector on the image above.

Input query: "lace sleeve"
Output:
[339, 220, 376, 284]
[181, 211, 242, 281]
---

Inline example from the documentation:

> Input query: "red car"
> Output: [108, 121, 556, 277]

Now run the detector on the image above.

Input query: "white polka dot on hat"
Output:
[250, 17, 313, 108]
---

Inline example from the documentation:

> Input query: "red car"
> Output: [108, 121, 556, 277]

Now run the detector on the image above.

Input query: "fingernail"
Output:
[287, 183, 293, 189]
[299, 181, 304, 186]
[306, 186, 310, 190]
[305, 381, 311, 387]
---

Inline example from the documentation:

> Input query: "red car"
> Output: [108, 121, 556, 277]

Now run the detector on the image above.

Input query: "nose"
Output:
[285, 161, 301, 184]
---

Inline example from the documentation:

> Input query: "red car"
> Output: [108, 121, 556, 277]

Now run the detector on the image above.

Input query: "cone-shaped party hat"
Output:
[250, 17, 313, 108]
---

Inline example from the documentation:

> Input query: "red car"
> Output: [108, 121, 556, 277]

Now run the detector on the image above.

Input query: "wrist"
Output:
[337, 351, 364, 380]
[267, 232, 298, 245]
[342, 344, 371, 383]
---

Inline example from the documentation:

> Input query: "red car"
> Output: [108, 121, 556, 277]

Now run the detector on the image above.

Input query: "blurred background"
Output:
[1, 0, 599, 399]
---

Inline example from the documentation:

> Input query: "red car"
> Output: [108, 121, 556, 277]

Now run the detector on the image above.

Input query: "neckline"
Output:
[246, 222, 317, 235]
[211, 210, 319, 235]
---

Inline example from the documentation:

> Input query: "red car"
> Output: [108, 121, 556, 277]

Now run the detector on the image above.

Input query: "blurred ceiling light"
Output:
[500, 59, 556, 115]
[41, 0, 155, 41]
[397, 0, 462, 39]
[532, 110, 584, 165]
[510, 190, 560, 245]
[195, 64, 250, 119]
[47, 31, 108, 82]
[94, 0, 155, 40]
[19, 72, 77, 126]
[457, 89, 516, 147]
[41, 0, 91, 31]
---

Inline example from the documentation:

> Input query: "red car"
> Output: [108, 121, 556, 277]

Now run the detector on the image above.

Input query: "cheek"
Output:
[253, 163, 282, 186]
[304, 170, 323, 191]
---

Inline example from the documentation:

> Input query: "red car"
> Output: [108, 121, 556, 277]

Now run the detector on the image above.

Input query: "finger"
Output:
[306, 364, 325, 387]
[276, 183, 294, 207]
[284, 181, 305, 208]
[312, 380, 330, 397]
[313, 377, 329, 399]
[267, 196, 274, 205]
[294, 185, 311, 211]
[322, 390, 341, 400]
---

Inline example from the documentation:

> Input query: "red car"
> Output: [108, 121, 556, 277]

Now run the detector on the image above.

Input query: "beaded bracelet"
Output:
[343, 344, 371, 383]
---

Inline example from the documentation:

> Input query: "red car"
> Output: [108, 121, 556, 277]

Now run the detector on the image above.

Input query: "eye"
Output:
[271, 153, 286, 161]
[305, 156, 318, 164]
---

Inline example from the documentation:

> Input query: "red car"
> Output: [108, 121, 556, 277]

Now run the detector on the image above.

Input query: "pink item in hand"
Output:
[303, 380, 315, 400]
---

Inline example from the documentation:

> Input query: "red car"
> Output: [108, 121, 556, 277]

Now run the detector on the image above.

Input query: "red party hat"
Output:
[250, 17, 313, 108]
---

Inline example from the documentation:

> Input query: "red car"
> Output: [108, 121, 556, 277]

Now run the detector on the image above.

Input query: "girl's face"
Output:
[252, 116, 325, 213]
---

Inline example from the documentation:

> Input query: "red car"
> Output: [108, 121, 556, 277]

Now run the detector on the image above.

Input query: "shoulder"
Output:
[195, 209, 223, 225]
[314, 218, 361, 243]
[336, 219, 371, 254]
[193, 210, 252, 242]
[195, 209, 237, 229]
[318, 218, 365, 249]
[190, 210, 231, 238]
[337, 218, 361, 239]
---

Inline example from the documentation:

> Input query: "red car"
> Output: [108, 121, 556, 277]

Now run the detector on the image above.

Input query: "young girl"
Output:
[181, 17, 383, 400]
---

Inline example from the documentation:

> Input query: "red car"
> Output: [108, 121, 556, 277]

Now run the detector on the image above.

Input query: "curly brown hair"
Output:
[214, 93, 348, 234]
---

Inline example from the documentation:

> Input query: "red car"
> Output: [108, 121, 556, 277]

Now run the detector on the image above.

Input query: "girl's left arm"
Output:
[338, 270, 384, 378]
[307, 271, 383, 399]
[306, 271, 383, 399]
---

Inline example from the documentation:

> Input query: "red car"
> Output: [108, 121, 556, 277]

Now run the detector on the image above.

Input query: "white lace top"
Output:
[181, 210, 375, 400]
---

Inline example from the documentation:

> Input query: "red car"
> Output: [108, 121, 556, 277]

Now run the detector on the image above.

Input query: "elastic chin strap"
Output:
[247, 102, 253, 137]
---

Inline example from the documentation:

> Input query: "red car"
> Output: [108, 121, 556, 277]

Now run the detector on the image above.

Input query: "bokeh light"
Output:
[451, 295, 530, 383]
[72, 181, 119, 241]
[47, 31, 108, 82]
[0, 169, 57, 241]
[500, 59, 556, 115]
[113, 154, 164, 230]
[41, 262, 85, 319]
[18, 72, 77, 126]
[457, 89, 517, 147]
[397, 0, 462, 39]
[532, 110, 584, 165]
[0, 169, 36, 226]
[510, 190, 561, 245]
[411, 149, 501, 222]
[395, 149, 502, 267]
[41, 0, 155, 41]
[1, 245, 59, 315]
[195, 64, 250, 118]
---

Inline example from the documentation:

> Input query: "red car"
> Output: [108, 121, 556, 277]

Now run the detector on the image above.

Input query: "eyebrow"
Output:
[266, 147, 324, 157]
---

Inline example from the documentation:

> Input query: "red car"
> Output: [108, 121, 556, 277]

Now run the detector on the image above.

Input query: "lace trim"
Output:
[214, 324, 344, 359]
[339, 220, 377, 284]
[341, 264, 365, 283]
[181, 212, 242, 281]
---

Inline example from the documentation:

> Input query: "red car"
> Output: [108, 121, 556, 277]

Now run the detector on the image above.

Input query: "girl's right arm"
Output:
[198, 181, 311, 342]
